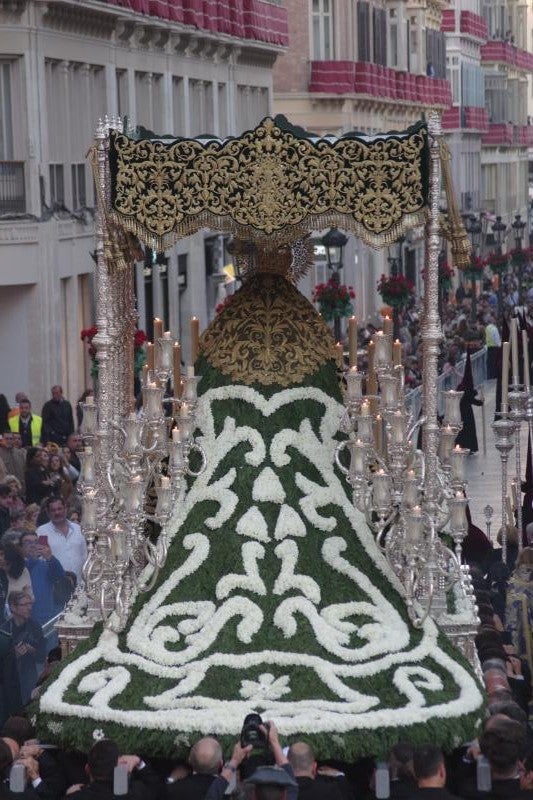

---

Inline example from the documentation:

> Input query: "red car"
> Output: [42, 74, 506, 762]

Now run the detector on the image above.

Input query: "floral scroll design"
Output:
[109, 118, 428, 247]
[199, 274, 335, 387]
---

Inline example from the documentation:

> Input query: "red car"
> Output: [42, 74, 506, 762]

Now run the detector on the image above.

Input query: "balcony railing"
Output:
[480, 41, 533, 72]
[0, 162, 25, 215]
[441, 106, 489, 131]
[309, 61, 451, 107]
[441, 10, 488, 39]
[481, 123, 514, 146]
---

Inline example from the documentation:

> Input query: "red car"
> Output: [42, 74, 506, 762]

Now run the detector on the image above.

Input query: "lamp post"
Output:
[511, 213, 526, 305]
[322, 227, 348, 343]
[492, 215, 507, 317]
[387, 235, 405, 340]
[464, 214, 482, 321]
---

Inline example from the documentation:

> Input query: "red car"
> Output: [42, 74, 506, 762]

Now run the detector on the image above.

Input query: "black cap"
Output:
[245, 766, 297, 787]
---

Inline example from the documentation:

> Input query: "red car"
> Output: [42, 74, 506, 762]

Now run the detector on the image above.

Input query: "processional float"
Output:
[38, 114, 484, 759]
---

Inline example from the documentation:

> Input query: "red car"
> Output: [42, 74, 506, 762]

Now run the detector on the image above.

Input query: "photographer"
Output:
[206, 720, 297, 800]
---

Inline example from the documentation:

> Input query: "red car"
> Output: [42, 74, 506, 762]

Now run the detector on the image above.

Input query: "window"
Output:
[357, 2, 371, 61]
[389, 9, 398, 68]
[373, 8, 387, 66]
[49, 164, 64, 207]
[312, 0, 334, 60]
[0, 63, 13, 160]
[71, 163, 86, 209]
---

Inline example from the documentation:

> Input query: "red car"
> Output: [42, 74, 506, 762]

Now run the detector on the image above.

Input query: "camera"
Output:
[240, 713, 268, 749]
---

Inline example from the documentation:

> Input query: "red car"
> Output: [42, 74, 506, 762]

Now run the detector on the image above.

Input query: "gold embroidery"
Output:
[109, 118, 429, 250]
[199, 272, 336, 387]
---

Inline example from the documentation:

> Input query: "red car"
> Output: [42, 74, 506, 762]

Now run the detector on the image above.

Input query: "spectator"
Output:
[66, 738, 163, 799]
[0, 434, 26, 493]
[24, 448, 53, 506]
[20, 532, 66, 629]
[166, 737, 224, 799]
[40, 386, 74, 447]
[387, 743, 416, 800]
[0, 486, 14, 538]
[8, 400, 42, 449]
[287, 742, 344, 800]
[22, 505, 40, 535]
[36, 496, 87, 585]
[411, 745, 459, 800]
[47, 452, 73, 502]
[62, 446, 80, 484]
[3, 477, 24, 511]
[65, 432, 83, 475]
[0, 396, 10, 435]
[6, 394, 27, 421]
[0, 542, 32, 597]
[1, 509, 25, 546]
[244, 765, 298, 800]
[1, 590, 46, 705]
[76, 389, 94, 431]
[477, 716, 528, 799]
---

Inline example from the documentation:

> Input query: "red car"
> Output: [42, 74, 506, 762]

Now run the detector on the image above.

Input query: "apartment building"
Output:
[0, 0, 288, 409]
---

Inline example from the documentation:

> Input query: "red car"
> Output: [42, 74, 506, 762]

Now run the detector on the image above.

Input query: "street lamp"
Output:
[492, 215, 507, 316]
[321, 227, 348, 342]
[464, 214, 483, 321]
[511, 213, 526, 305]
[387, 236, 405, 339]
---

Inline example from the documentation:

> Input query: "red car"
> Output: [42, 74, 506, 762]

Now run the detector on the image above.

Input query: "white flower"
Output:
[252, 467, 286, 504]
[30, 715, 37, 728]
[47, 720, 63, 734]
[236, 506, 269, 542]
[92, 729, 105, 741]
[239, 673, 291, 702]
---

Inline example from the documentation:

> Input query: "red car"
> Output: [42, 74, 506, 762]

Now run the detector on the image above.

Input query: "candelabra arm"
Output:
[407, 416, 427, 444]
[376, 508, 399, 551]
[186, 443, 207, 477]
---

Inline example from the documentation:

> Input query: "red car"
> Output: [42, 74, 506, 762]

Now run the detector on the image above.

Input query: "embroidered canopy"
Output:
[108, 116, 430, 251]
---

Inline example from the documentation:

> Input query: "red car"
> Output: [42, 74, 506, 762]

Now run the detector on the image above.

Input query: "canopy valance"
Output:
[107, 115, 430, 250]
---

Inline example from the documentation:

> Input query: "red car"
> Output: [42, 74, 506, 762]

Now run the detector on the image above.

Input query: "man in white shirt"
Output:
[36, 496, 87, 585]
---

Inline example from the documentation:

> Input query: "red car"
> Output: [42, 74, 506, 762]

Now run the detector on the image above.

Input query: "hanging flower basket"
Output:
[312, 279, 355, 322]
[485, 251, 509, 275]
[461, 255, 486, 281]
[81, 326, 147, 379]
[376, 274, 414, 309]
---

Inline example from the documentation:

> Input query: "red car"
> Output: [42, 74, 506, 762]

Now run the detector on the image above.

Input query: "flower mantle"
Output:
[37, 360, 483, 759]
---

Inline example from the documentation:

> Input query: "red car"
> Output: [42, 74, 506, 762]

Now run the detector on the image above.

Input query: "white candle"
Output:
[163, 330, 172, 339]
[522, 329, 530, 390]
[187, 365, 195, 378]
[373, 469, 391, 508]
[511, 318, 519, 386]
[390, 410, 405, 444]
[360, 399, 370, 416]
[172, 427, 181, 443]
[450, 445, 467, 482]
[346, 367, 363, 402]
[180, 402, 189, 418]
[502, 340, 510, 411]
[86, 395, 94, 405]
[348, 316, 358, 368]
[407, 506, 425, 542]
[160, 476, 170, 488]
[374, 331, 392, 368]
[350, 439, 366, 475]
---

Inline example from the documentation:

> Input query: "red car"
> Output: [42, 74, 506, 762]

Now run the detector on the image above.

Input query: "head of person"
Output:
[480, 715, 527, 778]
[23, 503, 40, 532]
[49, 453, 63, 473]
[245, 766, 297, 800]
[20, 532, 39, 561]
[7, 590, 34, 623]
[12, 433, 22, 449]
[0, 739, 14, 781]
[1, 432, 14, 450]
[66, 433, 82, 452]
[387, 742, 415, 782]
[26, 446, 42, 469]
[87, 738, 120, 783]
[51, 386, 63, 402]
[515, 546, 533, 570]
[0, 542, 25, 580]
[0, 485, 14, 511]
[19, 400, 31, 420]
[1, 716, 35, 747]
[287, 742, 316, 778]
[412, 745, 446, 788]
[46, 496, 67, 526]
[487, 700, 528, 727]
[8, 509, 25, 533]
[188, 736, 223, 775]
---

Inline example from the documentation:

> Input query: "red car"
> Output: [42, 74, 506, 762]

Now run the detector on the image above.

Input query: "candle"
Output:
[348, 316, 358, 368]
[160, 476, 170, 489]
[406, 506, 425, 543]
[501, 340, 510, 412]
[180, 401, 189, 418]
[173, 343, 182, 396]
[443, 390, 463, 426]
[373, 415, 383, 454]
[383, 316, 393, 336]
[367, 341, 375, 376]
[346, 367, 363, 402]
[146, 342, 155, 373]
[522, 329, 530, 390]
[379, 374, 398, 410]
[373, 468, 391, 509]
[172, 427, 182, 443]
[191, 316, 200, 364]
[360, 399, 370, 416]
[163, 330, 172, 339]
[511, 318, 519, 386]
[390, 410, 405, 445]
[335, 342, 344, 369]
[153, 317, 163, 341]
[450, 445, 467, 482]
[403, 473, 419, 508]
[393, 339, 402, 367]
[86, 395, 94, 405]
[366, 373, 378, 397]
[350, 439, 366, 475]
[187, 365, 195, 378]
[438, 424, 456, 463]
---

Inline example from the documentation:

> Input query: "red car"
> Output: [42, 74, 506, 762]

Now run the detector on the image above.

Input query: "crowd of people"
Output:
[0, 387, 88, 725]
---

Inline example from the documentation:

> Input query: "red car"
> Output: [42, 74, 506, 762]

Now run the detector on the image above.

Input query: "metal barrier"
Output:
[405, 346, 487, 420]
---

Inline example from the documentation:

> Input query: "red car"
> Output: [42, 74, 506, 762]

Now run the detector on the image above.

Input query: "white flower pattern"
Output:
[239, 673, 291, 702]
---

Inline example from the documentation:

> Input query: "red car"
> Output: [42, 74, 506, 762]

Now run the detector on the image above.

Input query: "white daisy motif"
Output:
[47, 721, 63, 734]
[252, 467, 286, 504]
[239, 673, 291, 702]
[92, 729, 106, 741]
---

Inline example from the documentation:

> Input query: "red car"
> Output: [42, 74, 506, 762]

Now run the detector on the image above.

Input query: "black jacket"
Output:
[165, 773, 216, 800]
[297, 775, 346, 800]
[64, 764, 163, 800]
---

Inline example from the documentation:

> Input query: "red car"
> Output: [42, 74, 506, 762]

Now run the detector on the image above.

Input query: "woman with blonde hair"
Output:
[23, 503, 40, 534]
[505, 546, 533, 675]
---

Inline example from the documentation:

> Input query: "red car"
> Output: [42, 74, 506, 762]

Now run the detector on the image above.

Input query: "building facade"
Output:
[0, 0, 288, 410]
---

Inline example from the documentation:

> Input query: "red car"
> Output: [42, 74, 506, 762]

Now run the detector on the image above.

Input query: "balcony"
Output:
[481, 123, 514, 145]
[0, 162, 25, 215]
[441, 10, 488, 40]
[480, 41, 533, 72]
[309, 61, 452, 107]
[99, 0, 289, 47]
[441, 106, 489, 131]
